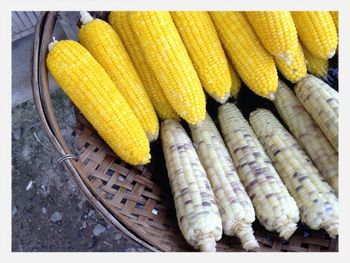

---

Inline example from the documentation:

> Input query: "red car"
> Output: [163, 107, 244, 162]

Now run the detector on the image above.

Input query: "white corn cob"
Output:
[189, 113, 259, 251]
[295, 75, 338, 151]
[161, 119, 222, 252]
[250, 109, 339, 238]
[274, 81, 338, 194]
[218, 103, 300, 240]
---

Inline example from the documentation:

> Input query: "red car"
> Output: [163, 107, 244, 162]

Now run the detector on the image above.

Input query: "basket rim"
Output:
[31, 11, 159, 252]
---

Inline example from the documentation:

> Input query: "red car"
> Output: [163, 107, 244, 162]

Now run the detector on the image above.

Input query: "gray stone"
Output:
[87, 209, 95, 218]
[22, 145, 31, 161]
[13, 128, 22, 141]
[124, 247, 136, 252]
[114, 233, 122, 241]
[50, 212, 63, 222]
[42, 207, 47, 214]
[12, 207, 18, 216]
[92, 224, 106, 237]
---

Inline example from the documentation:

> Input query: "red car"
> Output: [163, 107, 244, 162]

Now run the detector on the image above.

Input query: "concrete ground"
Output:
[12, 23, 149, 252]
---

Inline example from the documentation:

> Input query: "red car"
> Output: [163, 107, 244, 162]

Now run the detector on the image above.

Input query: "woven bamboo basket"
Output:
[32, 11, 339, 252]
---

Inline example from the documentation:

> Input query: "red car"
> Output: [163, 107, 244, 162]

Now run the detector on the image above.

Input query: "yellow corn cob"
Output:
[161, 119, 222, 251]
[218, 103, 299, 240]
[246, 11, 298, 64]
[330, 11, 338, 31]
[250, 109, 339, 238]
[274, 81, 338, 194]
[295, 75, 338, 151]
[210, 12, 278, 100]
[302, 43, 329, 78]
[171, 11, 231, 103]
[108, 11, 179, 121]
[291, 11, 338, 59]
[274, 42, 307, 83]
[226, 55, 241, 98]
[189, 114, 258, 251]
[78, 12, 159, 142]
[46, 40, 150, 165]
[129, 11, 206, 125]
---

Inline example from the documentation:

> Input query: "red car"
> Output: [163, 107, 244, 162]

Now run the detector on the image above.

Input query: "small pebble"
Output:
[42, 207, 47, 214]
[80, 221, 87, 230]
[12, 207, 17, 216]
[93, 224, 106, 236]
[87, 209, 95, 218]
[50, 211, 63, 222]
[25, 181, 33, 191]
[114, 233, 122, 241]
[13, 128, 22, 141]
[22, 145, 31, 161]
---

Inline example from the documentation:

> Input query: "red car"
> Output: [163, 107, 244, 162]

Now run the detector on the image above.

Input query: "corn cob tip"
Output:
[211, 92, 231, 104]
[48, 37, 58, 52]
[277, 51, 293, 66]
[323, 221, 338, 239]
[276, 221, 298, 240]
[197, 237, 217, 252]
[328, 50, 336, 59]
[234, 223, 260, 251]
[267, 92, 276, 101]
[146, 132, 159, 143]
[80, 11, 94, 24]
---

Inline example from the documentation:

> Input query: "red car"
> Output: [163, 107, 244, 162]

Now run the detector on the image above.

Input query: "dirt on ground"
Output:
[11, 89, 149, 252]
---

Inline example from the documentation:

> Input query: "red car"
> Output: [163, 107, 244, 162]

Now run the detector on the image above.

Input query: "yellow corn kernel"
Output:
[129, 11, 206, 125]
[171, 11, 231, 103]
[274, 42, 307, 83]
[78, 12, 159, 141]
[246, 11, 298, 64]
[302, 43, 329, 78]
[46, 40, 150, 165]
[108, 11, 179, 121]
[291, 11, 338, 59]
[226, 55, 241, 98]
[210, 12, 278, 100]
[330, 11, 338, 31]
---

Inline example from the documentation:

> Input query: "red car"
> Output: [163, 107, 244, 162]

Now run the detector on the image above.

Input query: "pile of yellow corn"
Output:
[46, 11, 339, 252]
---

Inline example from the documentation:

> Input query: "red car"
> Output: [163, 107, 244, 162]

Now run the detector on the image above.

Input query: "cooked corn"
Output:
[226, 55, 241, 98]
[108, 11, 179, 121]
[274, 81, 338, 194]
[295, 75, 338, 151]
[250, 109, 339, 238]
[246, 11, 298, 64]
[302, 43, 329, 78]
[161, 119, 222, 251]
[46, 39, 150, 165]
[218, 103, 299, 240]
[210, 12, 278, 100]
[274, 42, 307, 83]
[129, 11, 206, 125]
[78, 11, 159, 141]
[291, 11, 338, 59]
[189, 114, 258, 251]
[171, 11, 231, 103]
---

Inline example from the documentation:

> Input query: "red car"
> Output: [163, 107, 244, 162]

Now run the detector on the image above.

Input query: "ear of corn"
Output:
[189, 114, 258, 251]
[330, 11, 338, 31]
[226, 55, 241, 98]
[274, 42, 307, 83]
[250, 109, 339, 238]
[302, 43, 329, 78]
[210, 12, 278, 100]
[78, 12, 159, 142]
[161, 119, 222, 252]
[129, 11, 206, 125]
[246, 11, 298, 64]
[291, 11, 338, 59]
[46, 40, 150, 165]
[171, 11, 231, 103]
[218, 103, 299, 240]
[295, 75, 338, 151]
[274, 81, 338, 194]
[107, 11, 179, 121]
